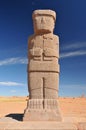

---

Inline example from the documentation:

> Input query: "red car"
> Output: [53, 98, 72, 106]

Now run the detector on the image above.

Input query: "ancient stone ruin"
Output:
[23, 10, 62, 121]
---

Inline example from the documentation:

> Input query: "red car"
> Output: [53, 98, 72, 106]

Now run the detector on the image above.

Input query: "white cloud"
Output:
[0, 81, 26, 86]
[0, 57, 28, 66]
[61, 42, 86, 50]
[60, 84, 86, 90]
[60, 50, 86, 58]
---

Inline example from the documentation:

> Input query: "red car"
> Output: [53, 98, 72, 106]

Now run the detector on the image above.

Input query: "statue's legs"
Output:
[28, 72, 59, 99]
[44, 73, 59, 99]
[28, 73, 43, 99]
[23, 72, 62, 121]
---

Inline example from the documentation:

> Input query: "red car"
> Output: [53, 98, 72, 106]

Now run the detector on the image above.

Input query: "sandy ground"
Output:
[0, 97, 86, 122]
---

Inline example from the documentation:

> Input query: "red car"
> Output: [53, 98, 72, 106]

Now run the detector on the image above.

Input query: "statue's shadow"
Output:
[5, 113, 23, 121]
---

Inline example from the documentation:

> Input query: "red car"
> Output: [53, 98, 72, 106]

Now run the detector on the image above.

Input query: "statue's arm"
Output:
[44, 35, 59, 58]
[28, 35, 42, 58]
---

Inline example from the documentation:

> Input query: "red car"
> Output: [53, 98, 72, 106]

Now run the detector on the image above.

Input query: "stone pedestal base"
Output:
[23, 99, 62, 121]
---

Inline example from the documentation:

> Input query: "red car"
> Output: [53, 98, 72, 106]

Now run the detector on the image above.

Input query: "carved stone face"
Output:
[33, 15, 55, 34]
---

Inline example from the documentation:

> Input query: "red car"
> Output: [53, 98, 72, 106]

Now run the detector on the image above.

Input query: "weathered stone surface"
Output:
[23, 99, 62, 121]
[0, 122, 78, 130]
[32, 10, 56, 34]
[78, 123, 86, 130]
[28, 61, 60, 72]
[23, 9, 62, 121]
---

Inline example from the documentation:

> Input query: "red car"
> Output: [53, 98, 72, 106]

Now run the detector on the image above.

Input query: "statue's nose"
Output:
[41, 17, 46, 23]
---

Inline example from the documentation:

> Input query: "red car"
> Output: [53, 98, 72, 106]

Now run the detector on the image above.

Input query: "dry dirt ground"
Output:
[0, 97, 86, 122]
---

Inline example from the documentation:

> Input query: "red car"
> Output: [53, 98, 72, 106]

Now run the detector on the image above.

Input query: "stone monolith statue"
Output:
[23, 10, 62, 121]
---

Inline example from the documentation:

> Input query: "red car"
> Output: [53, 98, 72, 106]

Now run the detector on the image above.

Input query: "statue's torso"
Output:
[28, 33, 59, 72]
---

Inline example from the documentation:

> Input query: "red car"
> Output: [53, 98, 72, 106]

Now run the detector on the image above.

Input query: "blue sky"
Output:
[0, 0, 86, 97]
